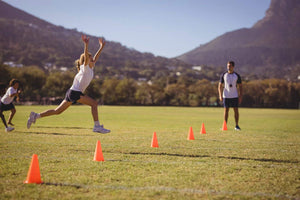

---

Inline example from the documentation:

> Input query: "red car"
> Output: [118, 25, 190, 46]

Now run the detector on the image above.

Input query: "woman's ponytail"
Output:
[75, 59, 80, 72]
[75, 53, 85, 71]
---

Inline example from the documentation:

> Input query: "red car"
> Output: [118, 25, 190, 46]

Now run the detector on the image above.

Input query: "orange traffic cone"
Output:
[222, 120, 228, 131]
[151, 132, 159, 148]
[24, 154, 43, 184]
[200, 123, 206, 134]
[188, 127, 195, 140]
[93, 140, 104, 161]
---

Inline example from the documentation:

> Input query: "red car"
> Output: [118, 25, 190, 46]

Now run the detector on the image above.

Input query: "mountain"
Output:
[0, 1, 189, 78]
[177, 0, 300, 79]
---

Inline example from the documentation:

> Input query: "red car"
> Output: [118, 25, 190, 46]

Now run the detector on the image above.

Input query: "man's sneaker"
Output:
[93, 125, 110, 134]
[5, 126, 14, 132]
[235, 125, 241, 131]
[27, 112, 37, 129]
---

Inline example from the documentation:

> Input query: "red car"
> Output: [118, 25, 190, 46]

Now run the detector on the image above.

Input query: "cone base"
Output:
[24, 180, 43, 184]
[93, 159, 105, 162]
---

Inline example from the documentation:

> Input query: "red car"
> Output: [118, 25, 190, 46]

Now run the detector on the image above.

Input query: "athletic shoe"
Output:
[27, 112, 37, 129]
[5, 126, 14, 132]
[93, 125, 110, 134]
[235, 125, 241, 131]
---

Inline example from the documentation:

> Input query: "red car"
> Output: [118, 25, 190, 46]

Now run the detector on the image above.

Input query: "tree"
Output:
[189, 79, 217, 106]
[42, 71, 74, 97]
[101, 78, 120, 105]
[9, 66, 47, 101]
[115, 78, 137, 105]
[135, 83, 165, 105]
[135, 83, 151, 105]
[0, 65, 13, 85]
[165, 83, 189, 106]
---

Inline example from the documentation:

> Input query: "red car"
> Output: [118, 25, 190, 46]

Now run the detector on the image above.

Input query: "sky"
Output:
[4, 0, 271, 58]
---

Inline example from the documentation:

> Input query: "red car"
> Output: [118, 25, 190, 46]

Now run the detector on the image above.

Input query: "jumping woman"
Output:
[27, 35, 110, 133]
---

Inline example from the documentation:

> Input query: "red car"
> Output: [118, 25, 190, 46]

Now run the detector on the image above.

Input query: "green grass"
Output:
[0, 106, 299, 199]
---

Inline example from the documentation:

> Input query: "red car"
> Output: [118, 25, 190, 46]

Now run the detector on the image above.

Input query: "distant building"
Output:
[192, 66, 202, 71]
[60, 67, 68, 72]
[3, 61, 23, 68]
[138, 78, 147, 82]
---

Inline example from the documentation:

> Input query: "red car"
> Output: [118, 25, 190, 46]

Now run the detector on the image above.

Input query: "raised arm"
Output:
[81, 35, 90, 66]
[93, 38, 106, 63]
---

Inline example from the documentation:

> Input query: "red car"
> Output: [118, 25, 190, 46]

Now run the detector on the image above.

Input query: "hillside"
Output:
[177, 0, 300, 80]
[0, 1, 189, 79]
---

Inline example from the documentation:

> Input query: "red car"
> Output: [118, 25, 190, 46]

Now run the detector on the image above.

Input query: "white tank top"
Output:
[1, 87, 18, 104]
[70, 65, 94, 92]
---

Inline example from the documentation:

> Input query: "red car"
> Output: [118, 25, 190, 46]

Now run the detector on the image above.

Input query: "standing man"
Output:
[218, 61, 243, 130]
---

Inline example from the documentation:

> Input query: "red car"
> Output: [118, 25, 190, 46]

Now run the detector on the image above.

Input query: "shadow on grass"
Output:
[43, 182, 83, 189]
[125, 152, 299, 164]
[15, 131, 68, 136]
[36, 126, 87, 129]
[20, 131, 93, 136]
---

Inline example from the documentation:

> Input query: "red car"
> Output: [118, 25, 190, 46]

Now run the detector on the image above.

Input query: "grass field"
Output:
[0, 106, 299, 199]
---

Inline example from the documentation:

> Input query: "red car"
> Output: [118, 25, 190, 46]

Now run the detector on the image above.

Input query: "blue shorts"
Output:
[64, 89, 84, 104]
[223, 98, 239, 108]
[0, 102, 15, 111]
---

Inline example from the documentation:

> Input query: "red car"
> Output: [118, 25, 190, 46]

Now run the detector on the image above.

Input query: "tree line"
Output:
[1, 65, 300, 108]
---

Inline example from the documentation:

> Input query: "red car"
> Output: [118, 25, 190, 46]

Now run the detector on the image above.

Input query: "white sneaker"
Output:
[5, 126, 14, 132]
[93, 125, 110, 134]
[27, 112, 37, 129]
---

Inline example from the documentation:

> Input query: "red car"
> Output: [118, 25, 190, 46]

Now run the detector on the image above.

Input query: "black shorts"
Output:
[223, 98, 239, 108]
[0, 102, 15, 111]
[64, 89, 84, 104]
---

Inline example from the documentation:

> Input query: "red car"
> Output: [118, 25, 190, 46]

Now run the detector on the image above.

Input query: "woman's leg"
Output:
[27, 100, 72, 129]
[77, 96, 98, 121]
[0, 110, 8, 128]
[40, 100, 72, 117]
[7, 108, 16, 125]
[77, 95, 110, 133]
